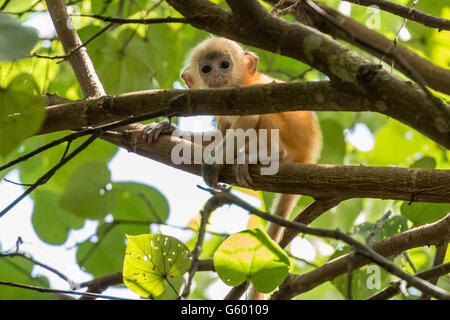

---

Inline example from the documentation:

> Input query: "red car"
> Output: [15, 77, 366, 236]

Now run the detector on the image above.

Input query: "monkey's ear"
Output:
[181, 70, 195, 88]
[244, 52, 258, 75]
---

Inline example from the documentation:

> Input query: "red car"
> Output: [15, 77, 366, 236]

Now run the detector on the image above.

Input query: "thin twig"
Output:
[343, 0, 450, 31]
[199, 189, 450, 300]
[302, 0, 450, 118]
[181, 188, 223, 299]
[347, 251, 355, 300]
[0, 251, 75, 287]
[402, 252, 418, 274]
[72, 14, 188, 25]
[0, 107, 173, 174]
[0, 135, 98, 219]
[0, 280, 132, 300]
[421, 237, 449, 300]
[31, 22, 115, 62]
[368, 262, 450, 300]
[0, 0, 11, 11]
[367, 209, 392, 246]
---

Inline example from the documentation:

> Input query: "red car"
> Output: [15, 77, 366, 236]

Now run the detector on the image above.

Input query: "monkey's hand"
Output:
[143, 120, 176, 144]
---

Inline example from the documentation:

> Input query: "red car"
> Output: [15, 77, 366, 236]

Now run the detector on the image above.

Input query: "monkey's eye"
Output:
[201, 66, 212, 73]
[220, 61, 230, 69]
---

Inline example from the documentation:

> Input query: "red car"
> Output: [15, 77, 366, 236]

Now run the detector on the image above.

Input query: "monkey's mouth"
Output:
[208, 80, 230, 88]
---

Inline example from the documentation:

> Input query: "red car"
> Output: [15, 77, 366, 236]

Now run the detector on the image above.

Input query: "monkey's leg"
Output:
[233, 152, 253, 187]
[202, 116, 260, 189]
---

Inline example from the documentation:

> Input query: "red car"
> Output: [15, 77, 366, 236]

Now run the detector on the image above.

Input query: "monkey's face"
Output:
[198, 51, 235, 88]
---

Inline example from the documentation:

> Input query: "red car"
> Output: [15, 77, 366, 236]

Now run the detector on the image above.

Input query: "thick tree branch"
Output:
[279, 197, 346, 248]
[343, 0, 450, 31]
[272, 0, 450, 95]
[35, 82, 449, 148]
[272, 213, 450, 299]
[38, 81, 371, 133]
[100, 126, 450, 203]
[166, 0, 449, 148]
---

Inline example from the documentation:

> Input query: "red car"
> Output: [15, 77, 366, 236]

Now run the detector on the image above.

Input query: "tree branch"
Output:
[343, 0, 450, 31]
[0, 280, 128, 300]
[268, 0, 450, 95]
[279, 197, 346, 248]
[420, 237, 449, 300]
[200, 189, 450, 300]
[45, 0, 105, 98]
[74, 14, 188, 25]
[368, 262, 450, 300]
[37, 81, 372, 132]
[166, 0, 449, 148]
[102, 127, 450, 203]
[33, 82, 449, 148]
[272, 213, 450, 299]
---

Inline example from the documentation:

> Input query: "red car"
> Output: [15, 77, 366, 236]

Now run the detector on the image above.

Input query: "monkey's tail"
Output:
[267, 193, 300, 244]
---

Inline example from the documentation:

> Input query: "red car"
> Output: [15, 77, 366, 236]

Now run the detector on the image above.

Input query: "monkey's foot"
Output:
[201, 162, 224, 190]
[143, 120, 175, 144]
[233, 157, 253, 188]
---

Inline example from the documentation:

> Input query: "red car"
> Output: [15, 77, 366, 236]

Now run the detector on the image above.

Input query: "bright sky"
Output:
[0, 8, 376, 299]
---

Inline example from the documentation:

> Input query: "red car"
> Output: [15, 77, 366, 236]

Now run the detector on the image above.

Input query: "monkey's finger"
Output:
[143, 120, 174, 144]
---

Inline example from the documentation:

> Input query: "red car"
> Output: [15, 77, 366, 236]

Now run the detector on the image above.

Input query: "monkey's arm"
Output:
[143, 120, 222, 148]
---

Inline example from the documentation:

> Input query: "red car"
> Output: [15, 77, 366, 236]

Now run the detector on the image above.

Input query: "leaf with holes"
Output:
[213, 228, 290, 293]
[123, 234, 191, 298]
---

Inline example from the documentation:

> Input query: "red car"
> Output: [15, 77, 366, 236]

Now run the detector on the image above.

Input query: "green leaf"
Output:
[32, 189, 84, 245]
[76, 222, 149, 277]
[318, 119, 345, 164]
[0, 74, 45, 157]
[332, 264, 390, 300]
[329, 246, 391, 299]
[401, 202, 450, 227]
[18, 133, 117, 191]
[354, 215, 408, 243]
[364, 120, 441, 166]
[310, 198, 362, 232]
[123, 234, 191, 298]
[0, 15, 39, 61]
[410, 156, 436, 169]
[112, 182, 169, 223]
[59, 161, 116, 219]
[213, 228, 290, 293]
[260, 191, 276, 213]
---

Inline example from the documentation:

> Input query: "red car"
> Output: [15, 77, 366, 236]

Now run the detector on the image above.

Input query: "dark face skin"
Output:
[198, 51, 234, 88]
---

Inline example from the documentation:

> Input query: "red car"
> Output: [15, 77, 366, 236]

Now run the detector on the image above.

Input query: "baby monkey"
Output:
[144, 37, 322, 243]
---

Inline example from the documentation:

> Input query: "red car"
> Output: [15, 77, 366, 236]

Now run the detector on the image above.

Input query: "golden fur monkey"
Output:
[180, 37, 322, 243]
[144, 37, 322, 243]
